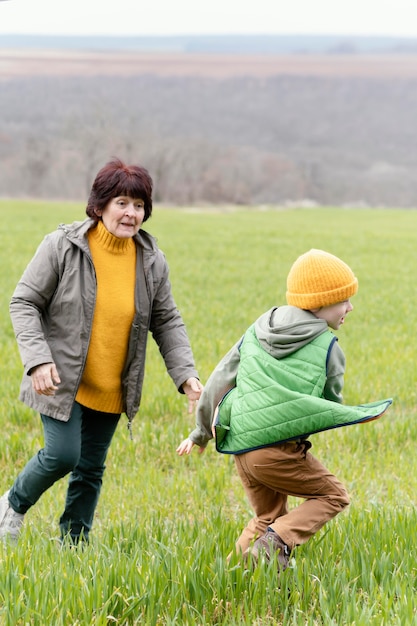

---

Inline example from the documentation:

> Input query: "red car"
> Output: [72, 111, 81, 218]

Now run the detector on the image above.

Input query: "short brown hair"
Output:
[86, 157, 153, 222]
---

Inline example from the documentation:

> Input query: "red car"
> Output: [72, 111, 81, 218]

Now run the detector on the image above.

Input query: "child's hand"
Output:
[176, 438, 205, 456]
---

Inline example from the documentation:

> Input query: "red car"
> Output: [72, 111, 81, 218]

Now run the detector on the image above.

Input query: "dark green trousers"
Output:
[9, 402, 120, 541]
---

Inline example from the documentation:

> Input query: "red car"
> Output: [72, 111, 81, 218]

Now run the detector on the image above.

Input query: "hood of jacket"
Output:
[254, 305, 329, 360]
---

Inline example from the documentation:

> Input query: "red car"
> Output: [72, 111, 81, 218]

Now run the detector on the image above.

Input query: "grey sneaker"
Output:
[0, 491, 25, 542]
[245, 528, 291, 572]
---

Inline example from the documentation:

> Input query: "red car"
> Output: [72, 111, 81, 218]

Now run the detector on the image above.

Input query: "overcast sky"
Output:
[0, 0, 417, 38]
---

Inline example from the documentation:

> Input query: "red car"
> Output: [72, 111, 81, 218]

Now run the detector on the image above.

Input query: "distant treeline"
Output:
[1, 69, 417, 207]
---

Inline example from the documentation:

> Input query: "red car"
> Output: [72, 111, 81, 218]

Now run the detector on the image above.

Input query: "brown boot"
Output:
[244, 528, 291, 572]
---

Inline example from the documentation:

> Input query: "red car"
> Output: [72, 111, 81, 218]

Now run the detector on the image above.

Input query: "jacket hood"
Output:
[254, 305, 329, 359]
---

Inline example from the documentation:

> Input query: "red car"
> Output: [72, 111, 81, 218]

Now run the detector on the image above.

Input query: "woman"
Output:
[0, 157, 203, 543]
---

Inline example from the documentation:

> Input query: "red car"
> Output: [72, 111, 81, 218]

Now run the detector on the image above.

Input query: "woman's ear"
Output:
[94, 208, 102, 217]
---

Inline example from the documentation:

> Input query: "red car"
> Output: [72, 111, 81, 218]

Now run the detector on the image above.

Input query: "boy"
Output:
[177, 249, 391, 571]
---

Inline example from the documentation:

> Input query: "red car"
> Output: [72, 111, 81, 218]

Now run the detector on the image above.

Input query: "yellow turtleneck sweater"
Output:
[76, 220, 136, 414]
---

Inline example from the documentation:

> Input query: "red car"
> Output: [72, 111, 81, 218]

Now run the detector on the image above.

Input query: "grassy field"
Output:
[0, 201, 416, 625]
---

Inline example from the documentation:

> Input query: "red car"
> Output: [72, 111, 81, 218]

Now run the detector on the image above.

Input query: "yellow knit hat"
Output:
[286, 249, 358, 309]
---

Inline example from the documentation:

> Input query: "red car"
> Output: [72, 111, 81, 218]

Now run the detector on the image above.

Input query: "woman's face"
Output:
[98, 196, 145, 238]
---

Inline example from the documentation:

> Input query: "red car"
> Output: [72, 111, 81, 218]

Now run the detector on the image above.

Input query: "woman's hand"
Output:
[181, 377, 204, 413]
[30, 362, 61, 396]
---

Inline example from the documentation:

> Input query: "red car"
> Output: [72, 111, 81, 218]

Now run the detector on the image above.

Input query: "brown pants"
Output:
[233, 440, 350, 553]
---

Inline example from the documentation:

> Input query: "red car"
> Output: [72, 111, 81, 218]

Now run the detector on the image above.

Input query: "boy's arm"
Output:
[177, 339, 242, 453]
[323, 340, 346, 403]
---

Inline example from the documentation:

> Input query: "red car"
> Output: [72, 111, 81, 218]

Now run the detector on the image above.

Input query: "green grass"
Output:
[0, 200, 416, 624]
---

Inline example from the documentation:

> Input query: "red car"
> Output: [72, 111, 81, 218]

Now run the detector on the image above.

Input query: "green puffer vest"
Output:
[214, 324, 392, 454]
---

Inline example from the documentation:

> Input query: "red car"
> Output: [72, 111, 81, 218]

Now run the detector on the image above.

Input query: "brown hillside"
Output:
[1, 49, 417, 80]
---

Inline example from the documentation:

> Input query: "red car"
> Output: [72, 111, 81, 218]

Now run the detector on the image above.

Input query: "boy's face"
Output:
[311, 299, 354, 330]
